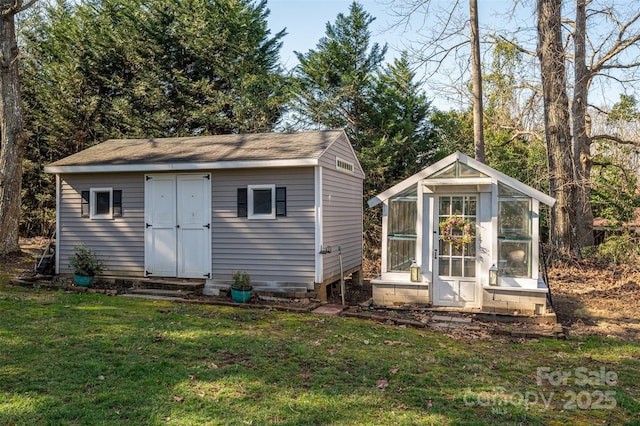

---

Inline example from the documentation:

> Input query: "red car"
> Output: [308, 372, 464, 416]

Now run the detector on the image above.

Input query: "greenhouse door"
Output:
[432, 195, 480, 308]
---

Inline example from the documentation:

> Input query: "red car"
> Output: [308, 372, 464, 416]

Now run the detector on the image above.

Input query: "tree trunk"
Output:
[0, 2, 27, 255]
[469, 0, 485, 162]
[572, 0, 594, 250]
[537, 0, 576, 259]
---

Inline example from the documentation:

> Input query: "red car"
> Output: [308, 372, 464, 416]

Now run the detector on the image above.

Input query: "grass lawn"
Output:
[0, 286, 639, 425]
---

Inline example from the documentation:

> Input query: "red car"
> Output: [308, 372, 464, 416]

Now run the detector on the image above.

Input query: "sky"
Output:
[265, 0, 639, 113]
[265, 0, 403, 70]
[264, 0, 524, 110]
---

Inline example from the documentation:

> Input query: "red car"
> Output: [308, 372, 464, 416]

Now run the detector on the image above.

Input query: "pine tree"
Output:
[292, 1, 386, 150]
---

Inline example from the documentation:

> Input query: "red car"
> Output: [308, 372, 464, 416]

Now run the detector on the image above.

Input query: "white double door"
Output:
[145, 174, 211, 279]
[429, 194, 481, 308]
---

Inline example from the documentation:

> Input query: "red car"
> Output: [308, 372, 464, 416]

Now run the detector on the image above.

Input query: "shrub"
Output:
[69, 244, 104, 276]
[231, 271, 251, 291]
[583, 232, 639, 265]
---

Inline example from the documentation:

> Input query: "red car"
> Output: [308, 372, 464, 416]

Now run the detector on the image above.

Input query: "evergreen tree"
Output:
[292, 1, 386, 150]
[362, 53, 438, 194]
[20, 0, 288, 235]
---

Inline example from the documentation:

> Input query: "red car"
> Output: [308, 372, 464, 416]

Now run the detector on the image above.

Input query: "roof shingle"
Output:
[47, 130, 344, 168]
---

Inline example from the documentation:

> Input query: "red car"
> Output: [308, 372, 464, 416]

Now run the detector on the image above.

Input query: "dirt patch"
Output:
[0, 237, 48, 278]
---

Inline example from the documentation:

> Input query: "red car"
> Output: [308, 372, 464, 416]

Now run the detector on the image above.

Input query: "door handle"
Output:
[434, 249, 438, 260]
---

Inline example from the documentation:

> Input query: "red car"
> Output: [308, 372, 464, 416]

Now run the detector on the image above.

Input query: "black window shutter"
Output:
[113, 190, 122, 217]
[237, 188, 247, 217]
[276, 187, 286, 217]
[81, 191, 90, 217]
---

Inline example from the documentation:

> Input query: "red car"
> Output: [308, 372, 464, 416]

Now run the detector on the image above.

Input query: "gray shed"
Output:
[45, 130, 364, 297]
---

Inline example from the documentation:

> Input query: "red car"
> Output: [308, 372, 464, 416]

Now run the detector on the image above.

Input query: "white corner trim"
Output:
[314, 166, 323, 284]
[55, 175, 61, 274]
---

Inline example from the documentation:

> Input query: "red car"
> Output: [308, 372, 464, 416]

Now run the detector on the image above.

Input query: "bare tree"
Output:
[571, 0, 592, 248]
[391, 0, 640, 258]
[537, 0, 576, 258]
[389, 0, 485, 160]
[469, 0, 484, 161]
[0, 0, 32, 254]
[569, 1, 640, 250]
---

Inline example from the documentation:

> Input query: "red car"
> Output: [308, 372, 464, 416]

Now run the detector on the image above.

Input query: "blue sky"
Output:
[265, 1, 638, 113]
[264, 0, 518, 110]
[266, 0, 406, 69]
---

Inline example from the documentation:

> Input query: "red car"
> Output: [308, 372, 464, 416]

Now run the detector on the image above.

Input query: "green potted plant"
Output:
[230, 271, 252, 303]
[69, 243, 104, 287]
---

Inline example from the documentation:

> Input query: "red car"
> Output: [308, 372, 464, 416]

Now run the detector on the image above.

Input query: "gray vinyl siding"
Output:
[58, 173, 145, 276]
[321, 168, 363, 281]
[210, 167, 316, 284]
[319, 135, 364, 281]
[317, 132, 365, 179]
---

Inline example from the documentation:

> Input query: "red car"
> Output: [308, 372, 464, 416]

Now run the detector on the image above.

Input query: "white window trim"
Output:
[248, 184, 276, 219]
[90, 187, 113, 220]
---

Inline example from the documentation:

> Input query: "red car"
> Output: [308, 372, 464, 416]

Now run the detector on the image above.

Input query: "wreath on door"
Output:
[439, 216, 475, 249]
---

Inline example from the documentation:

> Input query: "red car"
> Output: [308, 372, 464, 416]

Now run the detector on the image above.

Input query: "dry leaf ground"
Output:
[548, 261, 640, 340]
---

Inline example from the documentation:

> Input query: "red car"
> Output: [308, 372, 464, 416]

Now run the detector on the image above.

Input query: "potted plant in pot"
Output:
[230, 271, 252, 303]
[69, 243, 104, 287]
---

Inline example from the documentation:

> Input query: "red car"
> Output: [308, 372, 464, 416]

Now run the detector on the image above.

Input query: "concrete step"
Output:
[126, 288, 195, 298]
[136, 280, 204, 295]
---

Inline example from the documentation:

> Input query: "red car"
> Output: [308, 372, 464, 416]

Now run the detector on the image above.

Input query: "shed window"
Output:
[237, 185, 286, 219]
[497, 183, 531, 278]
[387, 185, 417, 272]
[81, 188, 122, 220]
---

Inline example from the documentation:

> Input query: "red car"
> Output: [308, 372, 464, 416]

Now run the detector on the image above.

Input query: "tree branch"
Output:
[590, 134, 640, 147]
[497, 35, 536, 57]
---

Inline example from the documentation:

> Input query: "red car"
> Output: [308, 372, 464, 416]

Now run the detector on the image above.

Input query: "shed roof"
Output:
[45, 129, 356, 174]
[368, 151, 556, 207]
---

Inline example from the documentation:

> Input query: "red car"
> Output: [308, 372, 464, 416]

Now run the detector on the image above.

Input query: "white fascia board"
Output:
[455, 153, 556, 207]
[368, 151, 556, 208]
[44, 158, 319, 174]
[367, 153, 462, 208]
